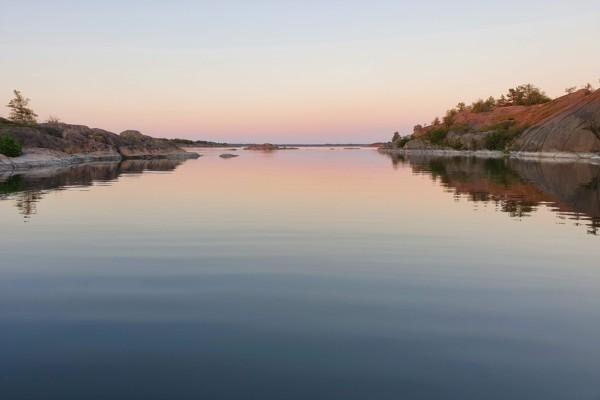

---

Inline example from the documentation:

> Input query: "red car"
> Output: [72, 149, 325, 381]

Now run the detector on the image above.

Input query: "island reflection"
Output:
[0, 159, 183, 220]
[385, 153, 600, 235]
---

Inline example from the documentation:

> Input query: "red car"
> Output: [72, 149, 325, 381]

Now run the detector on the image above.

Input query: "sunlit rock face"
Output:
[511, 90, 600, 153]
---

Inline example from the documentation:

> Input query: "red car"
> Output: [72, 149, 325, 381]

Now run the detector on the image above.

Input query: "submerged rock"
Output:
[219, 153, 239, 158]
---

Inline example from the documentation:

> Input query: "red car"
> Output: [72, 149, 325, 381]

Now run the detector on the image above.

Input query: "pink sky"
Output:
[1, 1, 599, 143]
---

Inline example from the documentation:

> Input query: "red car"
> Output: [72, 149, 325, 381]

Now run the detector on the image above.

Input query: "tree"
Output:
[443, 108, 458, 127]
[506, 84, 551, 106]
[565, 86, 577, 94]
[471, 98, 495, 113]
[7, 90, 38, 124]
[432, 117, 441, 126]
[497, 94, 509, 106]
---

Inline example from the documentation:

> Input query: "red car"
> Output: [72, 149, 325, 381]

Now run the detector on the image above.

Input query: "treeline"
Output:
[435, 83, 552, 128]
[165, 138, 229, 147]
[425, 82, 597, 133]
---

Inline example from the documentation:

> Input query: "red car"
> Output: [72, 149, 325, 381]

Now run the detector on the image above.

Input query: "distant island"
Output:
[165, 138, 230, 147]
[381, 83, 600, 159]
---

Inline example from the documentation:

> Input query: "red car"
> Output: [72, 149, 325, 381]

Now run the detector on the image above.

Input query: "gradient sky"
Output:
[1, 1, 599, 143]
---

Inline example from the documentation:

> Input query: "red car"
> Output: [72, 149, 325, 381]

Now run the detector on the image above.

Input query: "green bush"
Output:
[393, 134, 411, 148]
[426, 128, 448, 145]
[482, 120, 526, 151]
[0, 133, 23, 157]
[484, 131, 512, 150]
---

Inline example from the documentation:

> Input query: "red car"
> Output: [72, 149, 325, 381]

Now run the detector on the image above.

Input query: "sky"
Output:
[1, 1, 599, 143]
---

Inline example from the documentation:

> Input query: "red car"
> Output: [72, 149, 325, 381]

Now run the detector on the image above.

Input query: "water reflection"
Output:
[386, 153, 600, 235]
[0, 159, 183, 220]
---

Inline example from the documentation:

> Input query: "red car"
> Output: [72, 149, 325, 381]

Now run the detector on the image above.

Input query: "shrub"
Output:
[426, 128, 448, 145]
[396, 135, 411, 148]
[0, 132, 23, 157]
[483, 120, 524, 150]
[484, 131, 512, 150]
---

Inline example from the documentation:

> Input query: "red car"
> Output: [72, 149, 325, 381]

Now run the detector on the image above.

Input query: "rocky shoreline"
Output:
[0, 148, 199, 172]
[378, 148, 600, 164]
[0, 120, 200, 171]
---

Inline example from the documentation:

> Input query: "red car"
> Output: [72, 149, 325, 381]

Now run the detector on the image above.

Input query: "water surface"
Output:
[1, 148, 599, 399]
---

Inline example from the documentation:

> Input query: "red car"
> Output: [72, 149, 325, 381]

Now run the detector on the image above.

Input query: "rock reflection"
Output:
[0, 159, 184, 220]
[386, 153, 600, 235]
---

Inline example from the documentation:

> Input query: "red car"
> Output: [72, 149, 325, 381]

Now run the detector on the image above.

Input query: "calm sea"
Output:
[1, 148, 599, 399]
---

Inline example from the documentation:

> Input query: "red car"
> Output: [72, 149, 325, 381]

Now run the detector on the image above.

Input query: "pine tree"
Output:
[7, 90, 38, 124]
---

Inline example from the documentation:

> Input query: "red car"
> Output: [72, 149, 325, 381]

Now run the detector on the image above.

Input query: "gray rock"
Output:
[511, 90, 600, 153]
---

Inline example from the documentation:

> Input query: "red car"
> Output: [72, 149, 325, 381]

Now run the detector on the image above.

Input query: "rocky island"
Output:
[380, 84, 600, 160]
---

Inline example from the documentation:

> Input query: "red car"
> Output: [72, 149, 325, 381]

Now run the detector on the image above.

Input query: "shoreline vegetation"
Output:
[381, 83, 600, 157]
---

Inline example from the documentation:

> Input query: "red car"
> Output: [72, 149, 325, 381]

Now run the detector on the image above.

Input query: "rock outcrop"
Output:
[510, 90, 600, 153]
[0, 119, 199, 171]
[388, 89, 600, 155]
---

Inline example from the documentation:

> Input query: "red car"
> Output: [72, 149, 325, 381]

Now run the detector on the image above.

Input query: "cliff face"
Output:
[0, 120, 198, 170]
[510, 90, 600, 153]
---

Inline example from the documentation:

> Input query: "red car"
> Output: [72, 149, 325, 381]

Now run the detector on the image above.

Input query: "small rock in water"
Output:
[220, 153, 239, 159]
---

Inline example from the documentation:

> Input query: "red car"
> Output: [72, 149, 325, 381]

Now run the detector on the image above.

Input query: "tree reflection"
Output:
[0, 159, 183, 220]
[382, 152, 600, 235]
